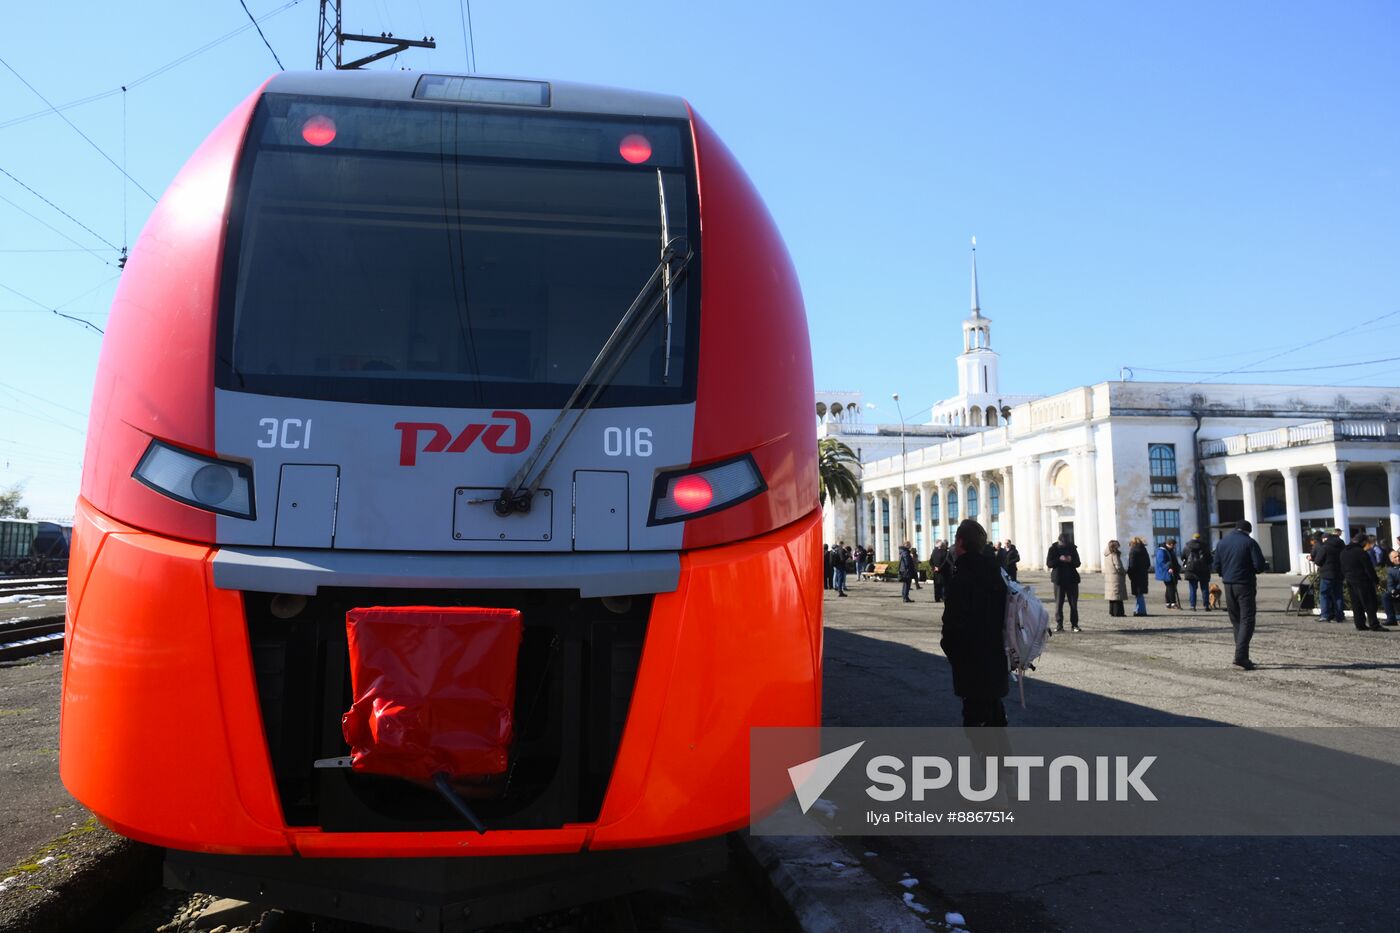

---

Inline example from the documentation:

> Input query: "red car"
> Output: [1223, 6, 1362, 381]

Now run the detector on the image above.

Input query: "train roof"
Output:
[263, 71, 691, 120]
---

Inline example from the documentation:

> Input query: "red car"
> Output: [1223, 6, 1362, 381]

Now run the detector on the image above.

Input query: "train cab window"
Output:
[218, 95, 699, 409]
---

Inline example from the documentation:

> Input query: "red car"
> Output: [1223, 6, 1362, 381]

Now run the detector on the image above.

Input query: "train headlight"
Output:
[133, 441, 256, 520]
[648, 454, 765, 525]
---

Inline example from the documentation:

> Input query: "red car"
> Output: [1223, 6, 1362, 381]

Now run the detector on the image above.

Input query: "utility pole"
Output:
[317, 1, 436, 70]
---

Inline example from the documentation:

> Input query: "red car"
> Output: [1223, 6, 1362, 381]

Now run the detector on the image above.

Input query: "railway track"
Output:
[0, 616, 64, 661]
[0, 575, 67, 598]
[0, 578, 66, 661]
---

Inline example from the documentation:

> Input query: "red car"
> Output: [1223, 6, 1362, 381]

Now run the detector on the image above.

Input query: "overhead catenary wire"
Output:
[236, 0, 285, 70]
[1126, 354, 1400, 376]
[460, 0, 477, 72]
[0, 279, 108, 335]
[0, 55, 158, 203]
[0, 165, 121, 251]
[0, 380, 91, 420]
[0, 191, 116, 267]
[0, 1, 303, 133]
[1128, 308, 1400, 388]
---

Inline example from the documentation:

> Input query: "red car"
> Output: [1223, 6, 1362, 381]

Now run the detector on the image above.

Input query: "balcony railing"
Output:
[1198, 419, 1399, 458]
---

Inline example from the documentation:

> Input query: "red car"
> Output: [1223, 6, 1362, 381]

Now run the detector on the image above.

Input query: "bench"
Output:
[861, 562, 893, 582]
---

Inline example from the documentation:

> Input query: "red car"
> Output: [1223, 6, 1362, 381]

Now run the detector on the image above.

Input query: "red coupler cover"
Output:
[341, 606, 523, 781]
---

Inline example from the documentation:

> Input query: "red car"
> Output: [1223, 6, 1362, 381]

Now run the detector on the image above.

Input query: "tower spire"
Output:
[970, 235, 981, 318]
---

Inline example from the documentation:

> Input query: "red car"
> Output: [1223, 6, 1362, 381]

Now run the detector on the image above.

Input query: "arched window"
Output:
[1149, 444, 1178, 493]
[970, 406, 983, 426]
[948, 488, 959, 523]
[985, 408, 998, 426]
[914, 495, 922, 535]
[929, 490, 940, 527]
[966, 485, 978, 520]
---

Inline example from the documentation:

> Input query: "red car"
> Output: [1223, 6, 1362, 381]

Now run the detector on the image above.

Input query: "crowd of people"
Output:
[1303, 528, 1399, 631]
[825, 521, 1400, 690]
[822, 539, 1022, 604]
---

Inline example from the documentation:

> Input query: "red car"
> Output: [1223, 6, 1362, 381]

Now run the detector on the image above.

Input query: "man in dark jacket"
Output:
[929, 540, 951, 602]
[1383, 549, 1400, 626]
[823, 544, 833, 591]
[1181, 533, 1213, 611]
[898, 543, 917, 603]
[940, 519, 1009, 727]
[1046, 533, 1081, 632]
[1312, 529, 1346, 622]
[1003, 541, 1021, 581]
[1340, 532, 1383, 631]
[1211, 519, 1268, 670]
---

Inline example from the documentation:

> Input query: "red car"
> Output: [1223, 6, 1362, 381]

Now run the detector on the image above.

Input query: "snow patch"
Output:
[809, 798, 839, 819]
[902, 892, 930, 914]
[898, 877, 919, 888]
[946, 912, 967, 926]
[863, 850, 878, 857]
[0, 594, 40, 604]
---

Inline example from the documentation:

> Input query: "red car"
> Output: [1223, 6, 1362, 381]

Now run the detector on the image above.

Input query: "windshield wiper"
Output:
[485, 171, 690, 517]
[658, 170, 674, 384]
[487, 243, 691, 516]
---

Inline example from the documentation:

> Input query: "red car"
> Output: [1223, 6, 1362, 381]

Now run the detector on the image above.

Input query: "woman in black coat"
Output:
[941, 521, 1009, 726]
[1127, 536, 1152, 617]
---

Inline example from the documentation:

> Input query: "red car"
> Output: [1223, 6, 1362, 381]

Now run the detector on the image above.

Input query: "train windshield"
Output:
[218, 94, 697, 408]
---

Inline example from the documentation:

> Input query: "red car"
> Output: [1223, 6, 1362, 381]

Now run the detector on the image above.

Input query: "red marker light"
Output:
[672, 474, 714, 512]
[619, 133, 652, 164]
[301, 115, 337, 147]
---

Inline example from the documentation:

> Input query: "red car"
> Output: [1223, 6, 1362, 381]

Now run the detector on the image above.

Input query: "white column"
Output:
[1241, 470, 1260, 534]
[1077, 447, 1101, 571]
[1282, 466, 1303, 575]
[977, 471, 991, 529]
[1327, 461, 1350, 535]
[1206, 476, 1220, 529]
[1025, 458, 1043, 558]
[1387, 463, 1400, 551]
[1001, 464, 1016, 544]
[864, 496, 874, 559]
[954, 475, 967, 532]
[887, 491, 900, 555]
[908, 485, 918, 549]
[872, 495, 884, 561]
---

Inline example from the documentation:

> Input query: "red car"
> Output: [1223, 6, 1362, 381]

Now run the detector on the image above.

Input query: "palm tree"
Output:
[818, 438, 860, 507]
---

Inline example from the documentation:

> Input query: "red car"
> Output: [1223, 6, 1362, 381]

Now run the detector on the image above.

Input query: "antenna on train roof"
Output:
[317, 1, 436, 70]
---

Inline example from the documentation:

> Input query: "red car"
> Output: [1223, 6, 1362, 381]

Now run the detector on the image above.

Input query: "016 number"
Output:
[603, 426, 652, 457]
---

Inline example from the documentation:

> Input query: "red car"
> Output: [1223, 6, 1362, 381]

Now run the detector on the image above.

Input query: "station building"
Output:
[819, 253, 1400, 574]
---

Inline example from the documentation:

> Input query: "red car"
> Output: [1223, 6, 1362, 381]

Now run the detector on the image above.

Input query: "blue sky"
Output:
[1, 0, 1397, 517]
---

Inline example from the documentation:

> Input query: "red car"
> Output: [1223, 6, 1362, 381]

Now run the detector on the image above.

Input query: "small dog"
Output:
[1208, 583, 1222, 610]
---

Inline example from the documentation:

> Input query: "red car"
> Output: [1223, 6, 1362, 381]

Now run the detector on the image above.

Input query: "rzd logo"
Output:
[394, 412, 530, 466]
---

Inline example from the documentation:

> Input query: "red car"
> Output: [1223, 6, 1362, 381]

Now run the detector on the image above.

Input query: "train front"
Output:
[60, 72, 821, 859]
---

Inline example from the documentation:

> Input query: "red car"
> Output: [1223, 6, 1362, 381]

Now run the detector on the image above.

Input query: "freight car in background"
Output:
[60, 71, 819, 928]
[0, 518, 70, 577]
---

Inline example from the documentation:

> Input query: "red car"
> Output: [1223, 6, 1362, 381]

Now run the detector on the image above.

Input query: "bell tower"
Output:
[957, 237, 1000, 397]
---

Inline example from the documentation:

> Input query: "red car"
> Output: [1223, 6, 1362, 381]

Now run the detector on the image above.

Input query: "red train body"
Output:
[60, 73, 820, 861]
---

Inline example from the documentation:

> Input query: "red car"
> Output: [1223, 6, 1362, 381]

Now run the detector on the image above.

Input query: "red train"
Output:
[60, 71, 819, 885]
